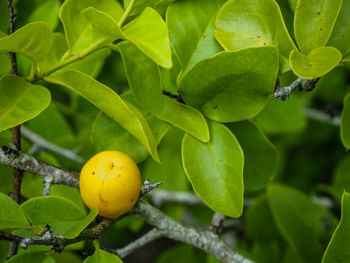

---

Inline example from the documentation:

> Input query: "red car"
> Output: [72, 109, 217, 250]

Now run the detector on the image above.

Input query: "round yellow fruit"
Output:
[79, 151, 141, 218]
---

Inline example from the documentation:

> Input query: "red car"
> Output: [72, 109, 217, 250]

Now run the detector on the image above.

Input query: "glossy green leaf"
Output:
[6, 251, 55, 263]
[180, 46, 279, 123]
[267, 184, 336, 263]
[167, 0, 224, 80]
[327, 0, 350, 57]
[0, 192, 30, 230]
[254, 96, 306, 134]
[44, 69, 160, 162]
[294, 0, 343, 53]
[341, 93, 350, 150]
[322, 192, 350, 263]
[28, 0, 60, 30]
[0, 75, 51, 132]
[290, 47, 342, 79]
[182, 120, 244, 217]
[124, 0, 175, 16]
[59, 0, 123, 54]
[92, 93, 169, 163]
[118, 41, 209, 142]
[21, 196, 98, 239]
[227, 121, 278, 191]
[215, 0, 296, 73]
[83, 249, 123, 263]
[0, 32, 11, 75]
[0, 22, 52, 62]
[123, 7, 172, 68]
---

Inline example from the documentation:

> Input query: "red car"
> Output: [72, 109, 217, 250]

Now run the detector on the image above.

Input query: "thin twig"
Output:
[210, 213, 226, 234]
[304, 108, 340, 126]
[273, 78, 320, 100]
[141, 178, 162, 195]
[112, 228, 164, 258]
[21, 126, 84, 163]
[149, 190, 204, 207]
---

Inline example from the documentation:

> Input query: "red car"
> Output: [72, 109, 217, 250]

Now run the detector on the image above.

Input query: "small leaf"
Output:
[341, 92, 350, 150]
[0, 75, 51, 132]
[267, 184, 337, 263]
[59, 0, 123, 54]
[118, 41, 209, 142]
[322, 192, 350, 263]
[180, 46, 279, 123]
[167, 0, 224, 79]
[294, 0, 343, 53]
[215, 0, 296, 73]
[290, 47, 342, 79]
[123, 7, 172, 68]
[227, 121, 278, 191]
[327, 0, 350, 57]
[0, 22, 52, 63]
[44, 69, 159, 162]
[83, 249, 123, 263]
[6, 251, 55, 263]
[182, 120, 244, 217]
[0, 192, 31, 230]
[21, 196, 98, 239]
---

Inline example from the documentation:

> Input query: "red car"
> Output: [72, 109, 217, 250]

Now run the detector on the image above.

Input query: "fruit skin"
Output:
[79, 151, 141, 218]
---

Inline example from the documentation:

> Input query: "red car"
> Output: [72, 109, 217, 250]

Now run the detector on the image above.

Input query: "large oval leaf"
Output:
[294, 0, 342, 53]
[167, 0, 224, 80]
[83, 249, 123, 263]
[290, 47, 342, 79]
[267, 184, 337, 263]
[21, 196, 98, 239]
[118, 41, 209, 142]
[180, 46, 279, 123]
[215, 0, 296, 73]
[0, 192, 30, 230]
[322, 192, 350, 263]
[123, 7, 172, 68]
[341, 92, 350, 150]
[227, 121, 278, 191]
[0, 22, 52, 63]
[59, 0, 123, 54]
[182, 120, 244, 217]
[327, 0, 350, 57]
[0, 75, 51, 132]
[44, 69, 159, 162]
[6, 251, 54, 263]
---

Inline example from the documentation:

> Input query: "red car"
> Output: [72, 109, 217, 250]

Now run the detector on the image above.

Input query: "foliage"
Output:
[0, 0, 350, 262]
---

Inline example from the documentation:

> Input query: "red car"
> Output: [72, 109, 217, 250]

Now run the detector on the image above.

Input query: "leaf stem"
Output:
[117, 0, 136, 28]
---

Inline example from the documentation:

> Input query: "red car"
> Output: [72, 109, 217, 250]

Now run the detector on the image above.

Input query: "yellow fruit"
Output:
[79, 151, 141, 218]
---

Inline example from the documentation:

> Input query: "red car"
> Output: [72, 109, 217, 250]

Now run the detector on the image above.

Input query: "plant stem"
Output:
[118, 0, 135, 27]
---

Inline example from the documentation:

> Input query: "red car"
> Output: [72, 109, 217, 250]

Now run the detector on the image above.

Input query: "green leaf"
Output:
[118, 41, 209, 142]
[329, 155, 350, 200]
[167, 0, 224, 80]
[0, 32, 11, 75]
[180, 46, 279, 123]
[0, 22, 52, 63]
[289, 47, 342, 79]
[322, 192, 350, 263]
[28, 0, 60, 31]
[59, 0, 123, 54]
[0, 192, 31, 230]
[327, 0, 350, 57]
[0, 75, 51, 132]
[83, 249, 123, 263]
[294, 0, 343, 53]
[182, 120, 244, 217]
[92, 93, 169, 163]
[227, 121, 278, 191]
[124, 0, 175, 16]
[215, 0, 296, 73]
[44, 69, 160, 162]
[21, 196, 98, 239]
[6, 251, 55, 263]
[341, 93, 350, 150]
[254, 96, 306, 134]
[267, 184, 336, 263]
[123, 7, 172, 68]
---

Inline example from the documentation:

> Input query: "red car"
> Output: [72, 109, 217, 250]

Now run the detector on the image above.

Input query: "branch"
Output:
[273, 78, 319, 100]
[304, 108, 340, 126]
[21, 126, 84, 163]
[132, 200, 253, 263]
[112, 228, 164, 258]
[141, 178, 162, 195]
[0, 146, 79, 188]
[210, 213, 226, 234]
[148, 190, 204, 207]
